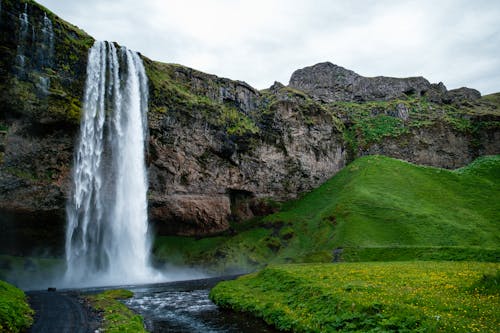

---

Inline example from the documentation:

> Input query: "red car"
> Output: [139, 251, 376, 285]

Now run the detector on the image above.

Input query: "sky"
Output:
[37, 0, 500, 95]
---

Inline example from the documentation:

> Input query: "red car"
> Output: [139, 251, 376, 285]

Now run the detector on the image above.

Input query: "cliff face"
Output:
[145, 61, 346, 235]
[144, 60, 499, 235]
[0, 0, 93, 254]
[0, 1, 499, 251]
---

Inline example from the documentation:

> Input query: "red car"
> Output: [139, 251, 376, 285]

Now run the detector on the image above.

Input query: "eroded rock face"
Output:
[364, 123, 476, 169]
[0, 1, 90, 217]
[146, 90, 346, 235]
[167, 64, 261, 115]
[149, 194, 231, 236]
[445, 87, 481, 104]
[288, 62, 362, 102]
[288, 62, 476, 103]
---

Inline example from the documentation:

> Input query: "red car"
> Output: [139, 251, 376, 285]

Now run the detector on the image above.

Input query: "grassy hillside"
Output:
[210, 262, 500, 332]
[0, 280, 33, 333]
[153, 155, 500, 271]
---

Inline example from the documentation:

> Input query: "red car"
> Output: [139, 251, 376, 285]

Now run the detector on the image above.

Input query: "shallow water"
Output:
[124, 277, 277, 333]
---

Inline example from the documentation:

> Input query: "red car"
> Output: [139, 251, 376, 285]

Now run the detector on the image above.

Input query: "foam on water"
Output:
[65, 41, 162, 287]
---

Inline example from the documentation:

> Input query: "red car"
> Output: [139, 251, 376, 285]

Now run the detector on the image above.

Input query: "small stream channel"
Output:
[121, 276, 277, 333]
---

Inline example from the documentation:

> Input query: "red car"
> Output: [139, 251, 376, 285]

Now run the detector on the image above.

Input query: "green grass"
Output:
[86, 289, 146, 333]
[210, 262, 500, 332]
[331, 94, 500, 151]
[323, 155, 499, 249]
[154, 227, 276, 274]
[0, 280, 34, 333]
[144, 60, 259, 137]
[153, 155, 500, 270]
[261, 154, 499, 262]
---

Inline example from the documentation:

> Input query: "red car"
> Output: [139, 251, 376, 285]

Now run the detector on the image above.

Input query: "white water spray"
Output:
[37, 13, 54, 94]
[15, 3, 29, 75]
[39, 13, 54, 67]
[65, 41, 160, 287]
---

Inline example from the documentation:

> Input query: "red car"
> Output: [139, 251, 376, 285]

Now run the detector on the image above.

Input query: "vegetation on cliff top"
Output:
[86, 289, 147, 333]
[210, 262, 500, 332]
[154, 154, 500, 271]
[0, 0, 93, 125]
[146, 59, 499, 157]
[145, 59, 259, 137]
[332, 92, 500, 151]
[0, 280, 34, 333]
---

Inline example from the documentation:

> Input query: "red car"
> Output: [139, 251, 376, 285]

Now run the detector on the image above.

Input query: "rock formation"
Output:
[288, 62, 482, 104]
[0, 1, 498, 255]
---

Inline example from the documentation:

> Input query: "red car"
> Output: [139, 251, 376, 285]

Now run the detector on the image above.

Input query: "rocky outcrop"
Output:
[288, 62, 481, 104]
[445, 87, 481, 104]
[150, 195, 231, 236]
[146, 84, 346, 234]
[0, 1, 498, 245]
[0, 1, 91, 218]
[288, 62, 430, 102]
[362, 122, 497, 169]
[0, 0, 91, 255]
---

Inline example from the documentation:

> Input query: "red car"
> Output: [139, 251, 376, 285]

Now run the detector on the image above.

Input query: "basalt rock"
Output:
[145, 84, 346, 235]
[0, 1, 91, 244]
[445, 87, 481, 104]
[288, 62, 478, 104]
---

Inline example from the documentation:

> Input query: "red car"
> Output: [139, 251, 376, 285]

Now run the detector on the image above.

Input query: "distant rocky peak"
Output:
[289, 62, 360, 93]
[288, 62, 480, 104]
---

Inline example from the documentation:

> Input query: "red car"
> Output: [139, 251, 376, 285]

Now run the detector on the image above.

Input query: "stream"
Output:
[121, 276, 278, 333]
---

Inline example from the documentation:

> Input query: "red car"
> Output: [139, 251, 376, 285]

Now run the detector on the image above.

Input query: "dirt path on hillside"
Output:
[27, 290, 101, 333]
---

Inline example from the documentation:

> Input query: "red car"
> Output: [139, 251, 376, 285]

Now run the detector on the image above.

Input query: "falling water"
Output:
[39, 13, 54, 68]
[36, 13, 54, 94]
[15, 3, 29, 76]
[65, 41, 160, 287]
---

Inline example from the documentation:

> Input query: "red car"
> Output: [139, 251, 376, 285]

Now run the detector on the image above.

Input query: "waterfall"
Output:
[14, 4, 53, 94]
[65, 41, 160, 287]
[36, 13, 54, 93]
[15, 3, 29, 76]
[39, 13, 54, 68]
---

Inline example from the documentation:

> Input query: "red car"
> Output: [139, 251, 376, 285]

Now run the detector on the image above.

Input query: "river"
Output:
[117, 276, 277, 333]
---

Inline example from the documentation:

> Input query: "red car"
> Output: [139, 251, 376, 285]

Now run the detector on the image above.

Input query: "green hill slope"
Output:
[266, 154, 499, 262]
[154, 155, 500, 270]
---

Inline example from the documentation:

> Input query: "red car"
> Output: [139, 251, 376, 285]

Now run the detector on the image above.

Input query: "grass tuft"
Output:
[0, 280, 33, 333]
[86, 289, 146, 333]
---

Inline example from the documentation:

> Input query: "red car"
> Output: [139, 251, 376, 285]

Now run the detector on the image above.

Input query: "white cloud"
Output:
[38, 0, 500, 94]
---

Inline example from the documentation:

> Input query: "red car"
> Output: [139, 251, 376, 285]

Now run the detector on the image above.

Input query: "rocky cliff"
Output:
[0, 1, 499, 255]
[0, 0, 93, 255]
[145, 61, 346, 235]
[289, 62, 482, 104]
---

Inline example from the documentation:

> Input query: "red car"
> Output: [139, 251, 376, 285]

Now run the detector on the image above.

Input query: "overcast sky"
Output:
[37, 0, 500, 94]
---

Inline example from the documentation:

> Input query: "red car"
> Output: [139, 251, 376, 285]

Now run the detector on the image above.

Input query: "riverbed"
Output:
[121, 276, 277, 333]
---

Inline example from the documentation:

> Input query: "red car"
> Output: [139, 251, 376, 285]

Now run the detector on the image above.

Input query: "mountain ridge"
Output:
[288, 61, 481, 103]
